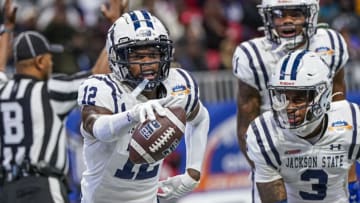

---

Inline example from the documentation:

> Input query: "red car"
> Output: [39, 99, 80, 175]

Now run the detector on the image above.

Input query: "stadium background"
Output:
[2, 0, 360, 202]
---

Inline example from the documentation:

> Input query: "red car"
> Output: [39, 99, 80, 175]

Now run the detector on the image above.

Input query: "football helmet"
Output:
[106, 10, 173, 91]
[258, 0, 319, 50]
[269, 50, 332, 137]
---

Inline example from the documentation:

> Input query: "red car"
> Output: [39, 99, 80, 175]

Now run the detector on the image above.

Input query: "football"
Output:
[129, 106, 186, 164]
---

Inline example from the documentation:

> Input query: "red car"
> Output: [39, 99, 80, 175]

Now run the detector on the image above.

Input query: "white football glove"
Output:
[129, 96, 181, 123]
[157, 172, 199, 200]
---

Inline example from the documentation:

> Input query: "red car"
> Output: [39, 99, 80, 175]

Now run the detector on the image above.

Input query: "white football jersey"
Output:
[232, 28, 349, 113]
[77, 68, 200, 203]
[247, 100, 360, 203]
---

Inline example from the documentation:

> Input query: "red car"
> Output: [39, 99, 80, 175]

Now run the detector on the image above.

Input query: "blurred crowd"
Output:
[1, 0, 360, 74]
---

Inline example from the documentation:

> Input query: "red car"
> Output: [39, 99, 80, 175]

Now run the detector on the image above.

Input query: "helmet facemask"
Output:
[259, 3, 319, 50]
[269, 83, 330, 137]
[110, 38, 173, 92]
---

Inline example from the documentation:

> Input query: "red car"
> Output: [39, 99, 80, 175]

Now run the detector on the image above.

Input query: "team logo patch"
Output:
[329, 144, 341, 151]
[171, 85, 190, 97]
[315, 47, 334, 56]
[136, 28, 153, 37]
[328, 120, 352, 132]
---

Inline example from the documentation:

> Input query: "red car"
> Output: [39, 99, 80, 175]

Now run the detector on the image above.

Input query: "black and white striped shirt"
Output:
[0, 71, 90, 174]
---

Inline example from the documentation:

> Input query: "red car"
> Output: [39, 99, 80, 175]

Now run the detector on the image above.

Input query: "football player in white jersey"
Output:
[231, 0, 358, 201]
[77, 9, 209, 203]
[247, 50, 360, 203]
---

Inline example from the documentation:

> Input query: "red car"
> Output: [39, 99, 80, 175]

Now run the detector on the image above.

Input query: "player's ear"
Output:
[34, 55, 46, 71]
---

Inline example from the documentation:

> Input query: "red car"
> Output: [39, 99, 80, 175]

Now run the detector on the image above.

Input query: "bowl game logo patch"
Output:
[328, 120, 352, 132]
[171, 85, 190, 97]
[315, 47, 334, 56]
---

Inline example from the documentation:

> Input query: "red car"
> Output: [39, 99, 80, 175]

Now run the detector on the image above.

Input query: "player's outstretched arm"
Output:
[237, 79, 261, 168]
[81, 97, 176, 142]
[158, 101, 210, 200]
[81, 104, 134, 142]
[257, 179, 287, 203]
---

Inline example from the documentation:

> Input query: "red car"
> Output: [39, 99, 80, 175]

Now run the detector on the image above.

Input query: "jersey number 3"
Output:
[300, 169, 328, 200]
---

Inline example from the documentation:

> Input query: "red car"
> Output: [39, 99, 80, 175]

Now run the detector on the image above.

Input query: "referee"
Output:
[0, 0, 124, 202]
[0, 30, 93, 203]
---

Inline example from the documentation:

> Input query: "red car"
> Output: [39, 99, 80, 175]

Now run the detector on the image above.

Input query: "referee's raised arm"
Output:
[0, 0, 16, 80]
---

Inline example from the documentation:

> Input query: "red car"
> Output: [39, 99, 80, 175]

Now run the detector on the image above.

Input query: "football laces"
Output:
[149, 127, 176, 152]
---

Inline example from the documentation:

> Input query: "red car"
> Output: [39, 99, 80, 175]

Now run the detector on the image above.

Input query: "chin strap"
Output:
[272, 35, 304, 53]
[271, 30, 305, 53]
[332, 92, 344, 98]
[272, 41, 290, 53]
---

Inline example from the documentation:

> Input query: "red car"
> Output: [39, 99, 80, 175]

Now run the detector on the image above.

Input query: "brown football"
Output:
[129, 106, 186, 164]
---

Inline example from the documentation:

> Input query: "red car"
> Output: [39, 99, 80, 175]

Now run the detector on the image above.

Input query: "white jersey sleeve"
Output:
[164, 68, 201, 117]
[232, 37, 272, 92]
[310, 28, 349, 75]
[77, 74, 122, 113]
[246, 112, 282, 183]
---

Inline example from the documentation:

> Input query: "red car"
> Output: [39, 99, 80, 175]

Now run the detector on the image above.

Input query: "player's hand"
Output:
[4, 0, 17, 29]
[130, 99, 166, 123]
[157, 172, 199, 200]
[101, 0, 129, 24]
[129, 97, 178, 123]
